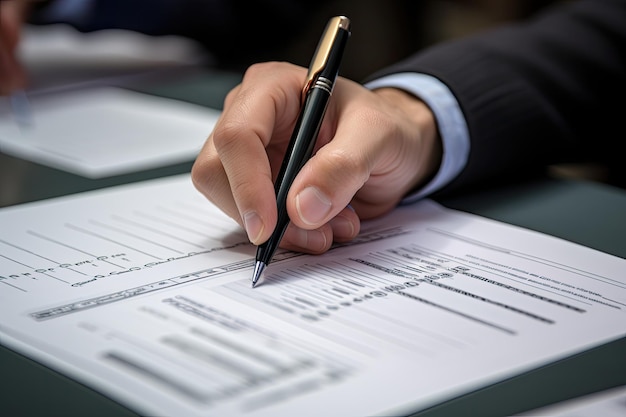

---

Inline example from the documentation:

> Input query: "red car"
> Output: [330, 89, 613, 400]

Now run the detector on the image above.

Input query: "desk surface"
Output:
[1, 70, 625, 417]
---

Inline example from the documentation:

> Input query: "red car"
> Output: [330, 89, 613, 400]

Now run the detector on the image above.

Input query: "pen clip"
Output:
[302, 16, 351, 103]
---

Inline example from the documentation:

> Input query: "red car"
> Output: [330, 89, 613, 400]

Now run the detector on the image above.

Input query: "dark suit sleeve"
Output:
[368, 0, 626, 193]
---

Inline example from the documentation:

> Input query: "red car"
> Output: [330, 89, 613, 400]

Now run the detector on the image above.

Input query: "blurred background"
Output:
[20, 0, 564, 84]
[5, 0, 616, 194]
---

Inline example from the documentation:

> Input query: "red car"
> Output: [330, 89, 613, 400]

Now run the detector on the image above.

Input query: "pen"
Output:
[251, 16, 351, 287]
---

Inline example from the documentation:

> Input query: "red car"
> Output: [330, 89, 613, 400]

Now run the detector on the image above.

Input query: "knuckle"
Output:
[191, 155, 220, 194]
[242, 61, 285, 82]
[323, 147, 370, 189]
[211, 119, 246, 152]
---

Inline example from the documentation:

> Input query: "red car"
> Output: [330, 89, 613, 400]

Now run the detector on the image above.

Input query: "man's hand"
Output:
[192, 61, 441, 255]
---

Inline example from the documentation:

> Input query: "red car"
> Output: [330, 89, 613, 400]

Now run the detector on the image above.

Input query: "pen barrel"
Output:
[256, 89, 330, 265]
[271, 27, 350, 243]
[255, 17, 350, 267]
[275, 88, 330, 196]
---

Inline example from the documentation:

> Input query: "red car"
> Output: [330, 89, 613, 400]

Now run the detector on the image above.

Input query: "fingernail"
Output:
[295, 186, 332, 226]
[242, 211, 263, 243]
[330, 215, 355, 238]
[291, 227, 328, 252]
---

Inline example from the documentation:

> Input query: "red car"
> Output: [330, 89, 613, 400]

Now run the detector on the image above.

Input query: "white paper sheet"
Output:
[1, 174, 625, 416]
[19, 24, 209, 70]
[0, 88, 220, 178]
[17, 24, 213, 94]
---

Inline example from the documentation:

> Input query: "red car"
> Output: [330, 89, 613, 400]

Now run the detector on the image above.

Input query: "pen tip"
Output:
[251, 261, 266, 288]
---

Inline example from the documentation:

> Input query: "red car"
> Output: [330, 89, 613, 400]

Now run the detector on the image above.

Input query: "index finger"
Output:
[192, 62, 307, 244]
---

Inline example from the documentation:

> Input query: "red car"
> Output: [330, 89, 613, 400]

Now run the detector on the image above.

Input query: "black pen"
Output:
[251, 16, 351, 287]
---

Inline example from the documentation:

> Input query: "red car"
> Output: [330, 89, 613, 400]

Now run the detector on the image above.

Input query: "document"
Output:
[1, 174, 625, 416]
[0, 88, 220, 178]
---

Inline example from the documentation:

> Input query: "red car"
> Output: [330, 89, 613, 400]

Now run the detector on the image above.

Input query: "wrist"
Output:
[373, 87, 443, 193]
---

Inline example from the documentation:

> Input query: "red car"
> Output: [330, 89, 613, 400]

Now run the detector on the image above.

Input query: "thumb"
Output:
[286, 133, 372, 230]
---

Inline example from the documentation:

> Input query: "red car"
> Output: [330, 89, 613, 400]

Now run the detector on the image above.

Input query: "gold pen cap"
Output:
[302, 16, 351, 100]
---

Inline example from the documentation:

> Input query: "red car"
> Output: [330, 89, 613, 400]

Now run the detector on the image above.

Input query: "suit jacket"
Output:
[369, 0, 626, 194]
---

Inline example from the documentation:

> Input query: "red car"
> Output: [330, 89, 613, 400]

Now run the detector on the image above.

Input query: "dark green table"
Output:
[2, 69, 625, 417]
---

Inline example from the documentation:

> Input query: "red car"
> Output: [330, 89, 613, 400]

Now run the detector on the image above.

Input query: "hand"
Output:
[0, 0, 29, 95]
[192, 61, 442, 255]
